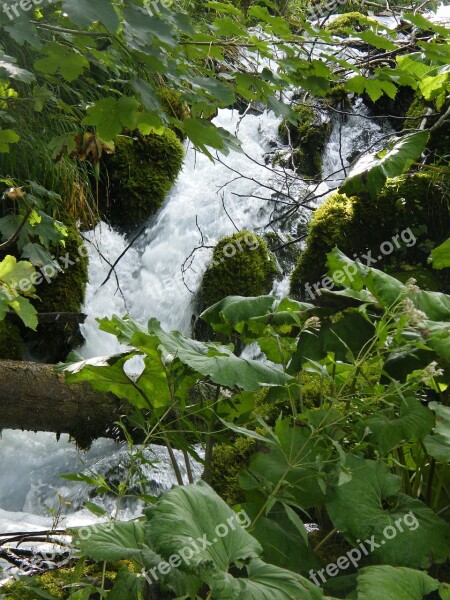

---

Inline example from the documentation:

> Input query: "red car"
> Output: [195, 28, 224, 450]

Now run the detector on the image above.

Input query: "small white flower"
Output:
[421, 361, 444, 382]
[402, 298, 427, 328]
[405, 278, 421, 295]
[303, 316, 321, 331]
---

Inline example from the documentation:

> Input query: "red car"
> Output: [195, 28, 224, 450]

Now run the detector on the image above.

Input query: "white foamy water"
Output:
[81, 108, 283, 353]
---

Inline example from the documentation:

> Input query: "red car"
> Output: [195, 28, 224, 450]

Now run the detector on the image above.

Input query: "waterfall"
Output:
[0, 79, 389, 539]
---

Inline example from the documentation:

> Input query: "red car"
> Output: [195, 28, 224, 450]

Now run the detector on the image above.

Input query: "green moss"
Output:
[290, 172, 450, 297]
[324, 12, 379, 37]
[99, 128, 184, 230]
[0, 320, 24, 360]
[278, 104, 331, 179]
[1, 562, 122, 599]
[290, 192, 356, 296]
[211, 436, 257, 505]
[157, 85, 189, 122]
[324, 84, 351, 109]
[201, 231, 278, 309]
[28, 221, 89, 362]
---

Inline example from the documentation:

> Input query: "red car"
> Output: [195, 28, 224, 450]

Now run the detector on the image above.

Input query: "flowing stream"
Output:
[5, 3, 449, 550]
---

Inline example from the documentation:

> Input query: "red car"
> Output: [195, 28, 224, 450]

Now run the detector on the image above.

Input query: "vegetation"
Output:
[278, 103, 331, 178]
[98, 128, 185, 231]
[0, 0, 450, 598]
[291, 171, 450, 297]
[201, 232, 277, 308]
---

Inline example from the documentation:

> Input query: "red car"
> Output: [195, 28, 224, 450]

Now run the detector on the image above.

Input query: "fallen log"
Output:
[0, 360, 133, 446]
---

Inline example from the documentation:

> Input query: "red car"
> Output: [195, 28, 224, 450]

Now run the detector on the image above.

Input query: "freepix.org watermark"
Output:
[1, 244, 88, 301]
[211, 232, 260, 267]
[309, 511, 419, 586]
[304, 227, 417, 301]
[2, 0, 55, 21]
[141, 509, 251, 586]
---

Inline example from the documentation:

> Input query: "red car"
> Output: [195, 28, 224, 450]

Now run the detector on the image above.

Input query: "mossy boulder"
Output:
[324, 12, 379, 37]
[201, 231, 278, 309]
[99, 128, 184, 231]
[290, 171, 450, 297]
[0, 320, 24, 360]
[278, 104, 331, 179]
[27, 222, 89, 362]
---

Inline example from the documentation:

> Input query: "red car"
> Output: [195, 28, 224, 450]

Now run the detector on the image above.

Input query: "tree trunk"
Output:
[0, 359, 133, 446]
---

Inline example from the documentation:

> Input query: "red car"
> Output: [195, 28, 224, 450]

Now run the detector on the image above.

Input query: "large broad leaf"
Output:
[83, 97, 140, 141]
[62, 0, 119, 32]
[424, 402, 450, 463]
[35, 43, 89, 82]
[208, 559, 324, 600]
[74, 520, 153, 563]
[245, 507, 319, 574]
[242, 419, 328, 509]
[429, 238, 450, 270]
[59, 353, 151, 409]
[361, 396, 435, 453]
[0, 129, 19, 152]
[289, 308, 375, 372]
[108, 565, 144, 600]
[146, 480, 261, 571]
[340, 131, 429, 199]
[326, 456, 450, 568]
[139, 318, 292, 391]
[326, 248, 450, 321]
[201, 295, 276, 334]
[356, 566, 439, 600]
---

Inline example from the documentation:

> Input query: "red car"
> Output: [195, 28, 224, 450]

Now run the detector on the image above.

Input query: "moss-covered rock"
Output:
[99, 128, 184, 231]
[0, 320, 24, 360]
[27, 221, 89, 362]
[278, 104, 331, 179]
[201, 231, 278, 309]
[290, 192, 356, 295]
[324, 12, 379, 37]
[290, 171, 450, 297]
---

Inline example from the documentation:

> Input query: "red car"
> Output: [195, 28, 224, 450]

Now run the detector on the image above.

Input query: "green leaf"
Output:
[62, 0, 119, 32]
[146, 480, 261, 571]
[346, 75, 397, 102]
[340, 131, 429, 199]
[208, 558, 324, 599]
[123, 4, 175, 48]
[9, 295, 38, 330]
[356, 565, 439, 600]
[59, 353, 151, 409]
[0, 129, 19, 152]
[355, 30, 397, 51]
[34, 43, 89, 82]
[0, 55, 34, 83]
[243, 419, 328, 509]
[141, 318, 292, 391]
[181, 118, 242, 158]
[83, 97, 140, 141]
[429, 238, 450, 270]
[109, 565, 144, 600]
[74, 520, 154, 562]
[201, 295, 276, 334]
[424, 402, 450, 463]
[326, 455, 450, 568]
[361, 396, 435, 453]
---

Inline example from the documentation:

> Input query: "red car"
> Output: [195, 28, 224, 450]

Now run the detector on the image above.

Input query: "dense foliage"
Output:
[0, 0, 450, 598]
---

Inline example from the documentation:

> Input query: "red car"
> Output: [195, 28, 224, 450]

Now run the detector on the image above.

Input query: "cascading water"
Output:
[0, 55, 394, 547]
